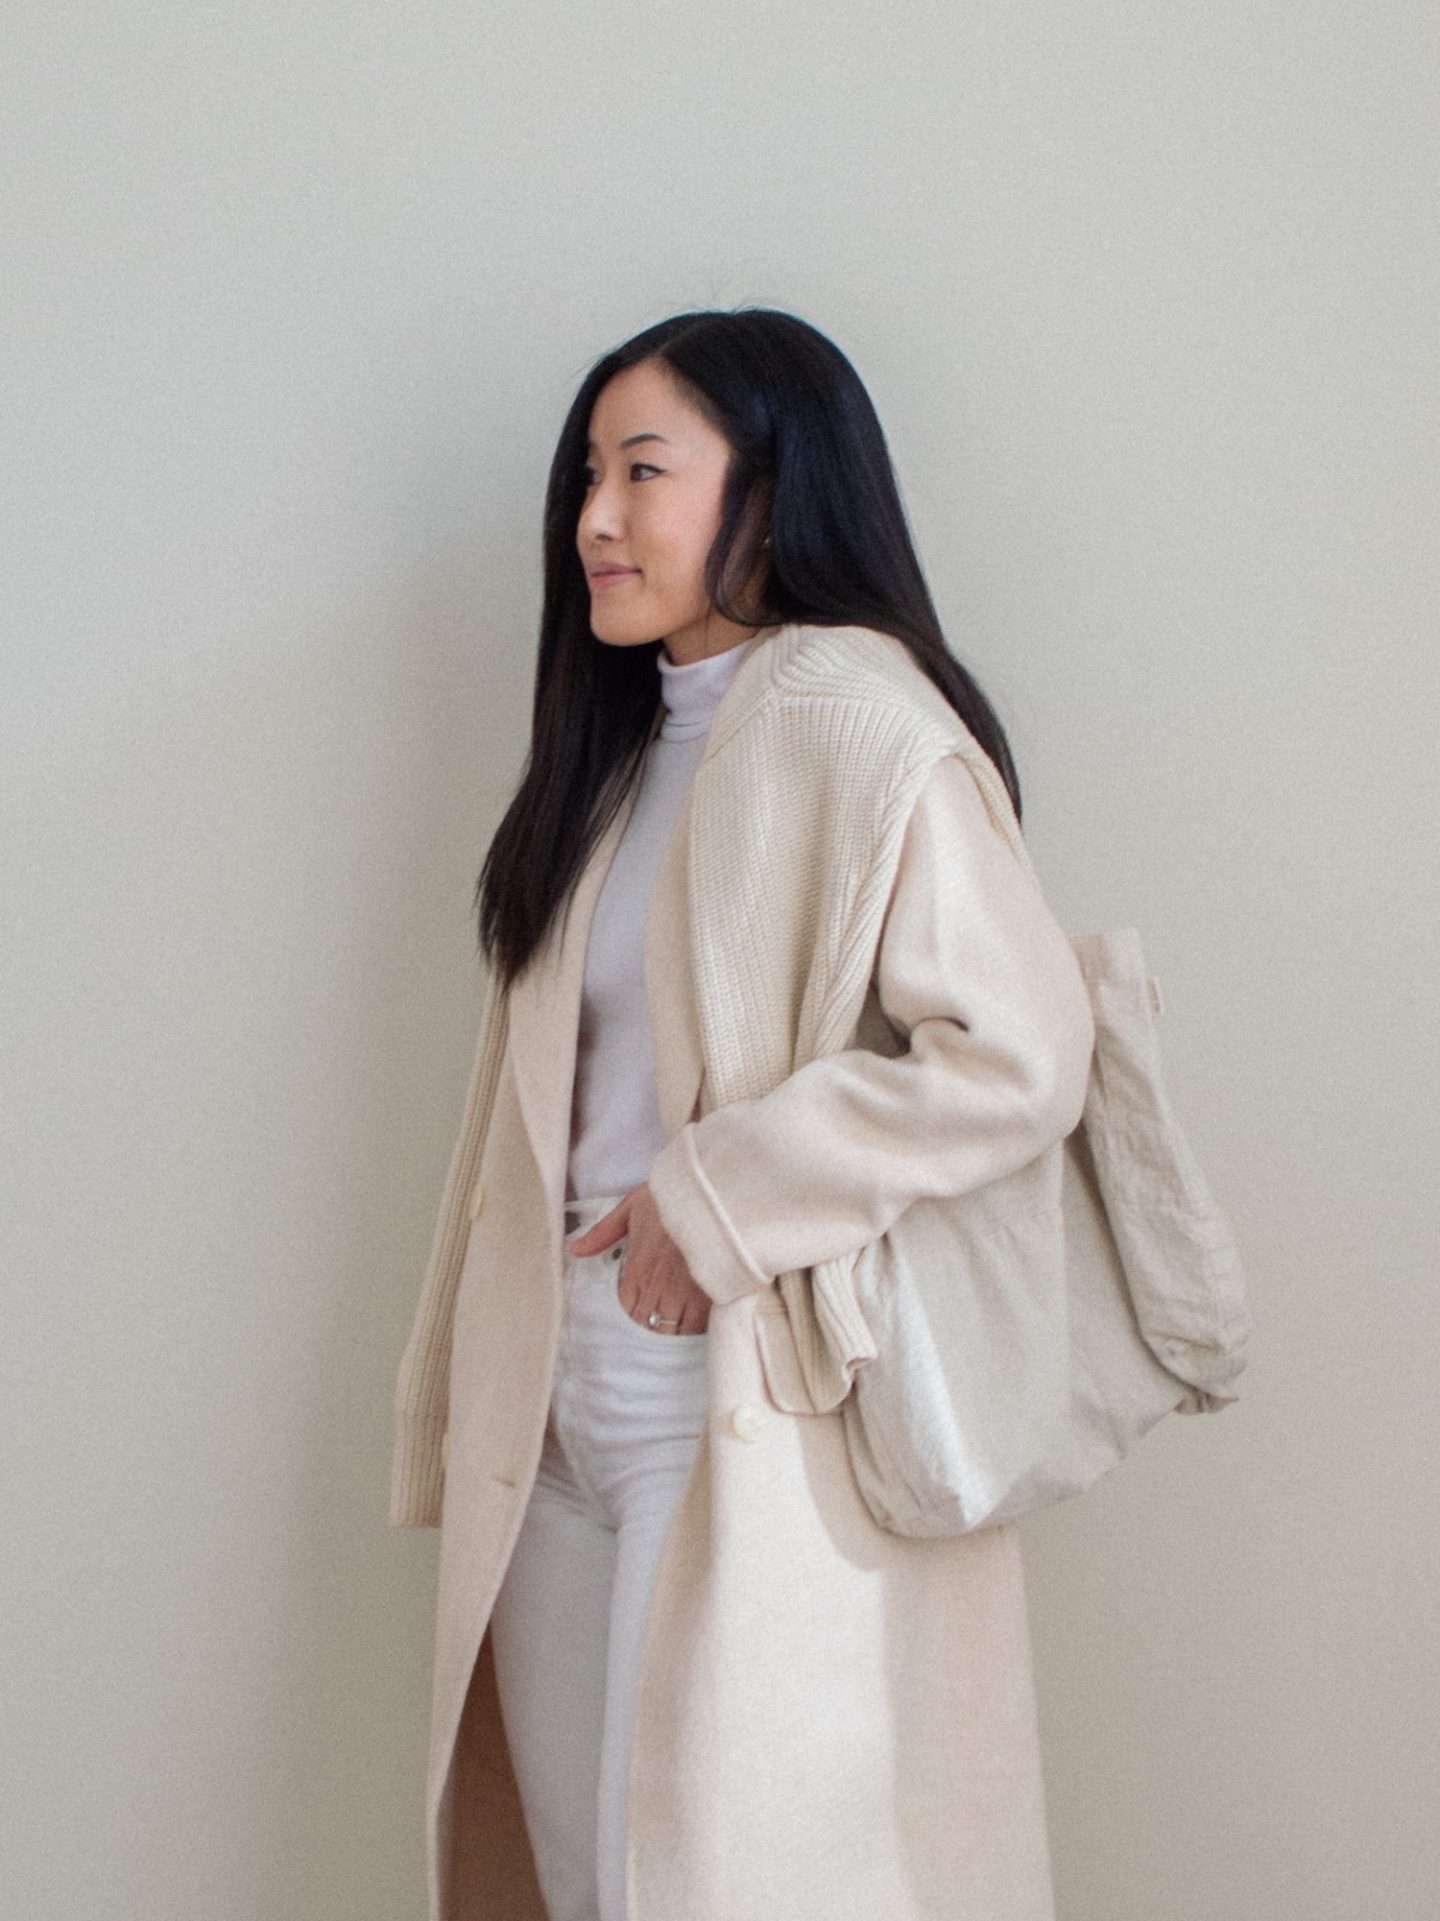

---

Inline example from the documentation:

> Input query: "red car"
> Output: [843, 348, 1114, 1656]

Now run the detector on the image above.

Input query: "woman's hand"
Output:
[566, 1181, 713, 1335]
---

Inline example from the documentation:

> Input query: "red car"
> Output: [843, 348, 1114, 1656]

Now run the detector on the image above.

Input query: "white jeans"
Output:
[488, 1192, 710, 1921]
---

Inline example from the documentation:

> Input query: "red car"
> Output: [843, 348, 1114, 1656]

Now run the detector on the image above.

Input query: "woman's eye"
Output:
[581, 463, 659, 486]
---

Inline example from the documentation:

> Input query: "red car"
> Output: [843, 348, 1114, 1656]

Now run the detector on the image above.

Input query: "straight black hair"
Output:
[476, 306, 1023, 995]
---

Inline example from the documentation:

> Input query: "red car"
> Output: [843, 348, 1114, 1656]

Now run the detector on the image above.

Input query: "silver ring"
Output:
[647, 1311, 682, 1330]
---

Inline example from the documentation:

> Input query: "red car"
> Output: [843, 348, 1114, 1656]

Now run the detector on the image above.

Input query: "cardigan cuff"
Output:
[646, 1122, 774, 1305]
[389, 1411, 446, 1528]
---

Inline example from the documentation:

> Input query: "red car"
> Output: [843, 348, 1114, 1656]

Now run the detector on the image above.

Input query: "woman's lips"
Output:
[591, 570, 640, 589]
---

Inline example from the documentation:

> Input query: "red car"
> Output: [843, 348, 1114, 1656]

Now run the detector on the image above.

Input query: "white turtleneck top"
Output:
[565, 637, 754, 1203]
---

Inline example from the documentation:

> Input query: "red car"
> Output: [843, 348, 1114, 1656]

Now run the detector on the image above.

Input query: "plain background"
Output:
[4, 4, 1436, 1917]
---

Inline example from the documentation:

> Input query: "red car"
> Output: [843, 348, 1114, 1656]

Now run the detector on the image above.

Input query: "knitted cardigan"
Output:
[390, 623, 1038, 1518]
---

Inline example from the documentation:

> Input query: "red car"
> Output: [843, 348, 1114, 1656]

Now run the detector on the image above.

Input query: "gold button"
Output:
[467, 1181, 486, 1221]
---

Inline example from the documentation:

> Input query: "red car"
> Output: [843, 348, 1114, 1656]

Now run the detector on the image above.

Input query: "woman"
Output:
[390, 308, 1095, 1921]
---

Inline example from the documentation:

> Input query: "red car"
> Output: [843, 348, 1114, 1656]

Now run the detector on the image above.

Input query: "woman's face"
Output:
[577, 358, 770, 665]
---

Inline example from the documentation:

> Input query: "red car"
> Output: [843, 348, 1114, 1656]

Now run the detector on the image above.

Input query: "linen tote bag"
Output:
[838, 754, 1252, 1540]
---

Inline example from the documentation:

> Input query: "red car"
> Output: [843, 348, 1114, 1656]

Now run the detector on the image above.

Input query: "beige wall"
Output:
[4, 4, 1435, 1916]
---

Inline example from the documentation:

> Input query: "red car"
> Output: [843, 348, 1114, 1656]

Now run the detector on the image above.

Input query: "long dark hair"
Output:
[476, 306, 1023, 995]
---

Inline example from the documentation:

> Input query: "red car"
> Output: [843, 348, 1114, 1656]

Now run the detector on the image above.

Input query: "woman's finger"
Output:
[618, 1261, 700, 1333]
[566, 1197, 629, 1256]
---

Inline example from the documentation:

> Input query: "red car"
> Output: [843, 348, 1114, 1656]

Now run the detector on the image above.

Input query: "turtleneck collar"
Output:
[655, 637, 754, 742]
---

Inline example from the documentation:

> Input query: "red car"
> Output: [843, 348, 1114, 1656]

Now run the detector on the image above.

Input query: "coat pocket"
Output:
[752, 1298, 821, 1414]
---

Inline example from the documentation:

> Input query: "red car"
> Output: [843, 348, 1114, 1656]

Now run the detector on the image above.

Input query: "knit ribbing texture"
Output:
[389, 624, 1026, 1521]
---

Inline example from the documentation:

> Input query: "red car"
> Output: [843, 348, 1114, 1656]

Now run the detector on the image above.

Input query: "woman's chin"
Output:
[590, 616, 660, 649]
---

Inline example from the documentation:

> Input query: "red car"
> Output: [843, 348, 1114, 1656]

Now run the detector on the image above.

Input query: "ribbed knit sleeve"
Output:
[644, 754, 1095, 1303]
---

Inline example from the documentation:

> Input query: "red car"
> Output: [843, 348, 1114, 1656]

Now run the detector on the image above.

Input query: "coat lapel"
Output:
[643, 770, 706, 1139]
[505, 624, 786, 1247]
[505, 771, 641, 1253]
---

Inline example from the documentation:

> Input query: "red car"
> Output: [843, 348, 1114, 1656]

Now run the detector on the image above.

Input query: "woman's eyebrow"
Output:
[586, 432, 673, 452]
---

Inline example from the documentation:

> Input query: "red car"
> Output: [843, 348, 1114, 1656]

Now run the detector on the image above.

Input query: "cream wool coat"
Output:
[391, 623, 1097, 1921]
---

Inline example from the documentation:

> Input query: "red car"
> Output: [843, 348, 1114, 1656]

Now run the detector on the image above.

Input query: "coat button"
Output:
[728, 1403, 770, 1442]
[467, 1180, 486, 1221]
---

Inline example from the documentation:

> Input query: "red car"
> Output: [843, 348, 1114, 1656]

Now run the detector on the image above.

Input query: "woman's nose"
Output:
[578, 480, 623, 541]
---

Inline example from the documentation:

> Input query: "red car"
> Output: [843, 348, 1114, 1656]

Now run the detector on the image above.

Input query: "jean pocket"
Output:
[607, 1247, 706, 1339]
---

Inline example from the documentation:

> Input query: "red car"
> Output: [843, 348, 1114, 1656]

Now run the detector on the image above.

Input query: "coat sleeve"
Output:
[643, 752, 1096, 1304]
